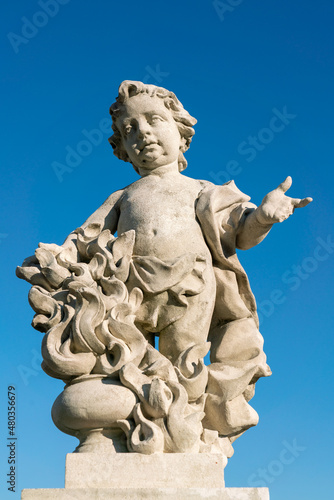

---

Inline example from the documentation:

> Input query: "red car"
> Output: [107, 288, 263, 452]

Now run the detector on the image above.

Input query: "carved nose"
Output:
[138, 128, 151, 139]
[137, 120, 151, 139]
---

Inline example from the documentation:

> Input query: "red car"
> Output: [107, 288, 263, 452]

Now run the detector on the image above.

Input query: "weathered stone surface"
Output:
[22, 487, 270, 499]
[17, 79, 311, 490]
[65, 453, 225, 489]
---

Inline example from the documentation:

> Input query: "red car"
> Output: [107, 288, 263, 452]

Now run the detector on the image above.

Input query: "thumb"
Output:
[277, 176, 292, 193]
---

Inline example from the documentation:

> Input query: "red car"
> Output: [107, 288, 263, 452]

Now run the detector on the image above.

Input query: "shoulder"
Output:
[196, 180, 253, 217]
[181, 177, 215, 193]
[198, 179, 215, 190]
[102, 188, 124, 208]
[198, 179, 251, 198]
[196, 179, 249, 195]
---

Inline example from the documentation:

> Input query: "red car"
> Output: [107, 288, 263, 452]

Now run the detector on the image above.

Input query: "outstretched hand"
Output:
[256, 176, 313, 225]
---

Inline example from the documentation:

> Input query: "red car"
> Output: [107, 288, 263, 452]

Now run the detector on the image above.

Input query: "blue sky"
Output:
[1, 0, 333, 498]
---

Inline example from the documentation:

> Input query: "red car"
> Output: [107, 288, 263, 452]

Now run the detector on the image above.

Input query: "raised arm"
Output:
[236, 177, 312, 250]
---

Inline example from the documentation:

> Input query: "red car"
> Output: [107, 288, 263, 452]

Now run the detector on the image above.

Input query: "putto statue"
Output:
[17, 81, 312, 460]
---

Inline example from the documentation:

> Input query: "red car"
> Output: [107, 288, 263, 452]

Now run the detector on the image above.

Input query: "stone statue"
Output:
[17, 81, 312, 460]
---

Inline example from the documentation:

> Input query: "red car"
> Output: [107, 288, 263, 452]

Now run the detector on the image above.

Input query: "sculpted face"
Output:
[116, 94, 182, 172]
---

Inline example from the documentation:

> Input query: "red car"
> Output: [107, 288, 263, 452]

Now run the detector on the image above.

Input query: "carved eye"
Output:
[151, 115, 164, 124]
[123, 125, 133, 136]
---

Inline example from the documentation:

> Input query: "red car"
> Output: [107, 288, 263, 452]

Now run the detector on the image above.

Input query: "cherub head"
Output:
[109, 81, 197, 173]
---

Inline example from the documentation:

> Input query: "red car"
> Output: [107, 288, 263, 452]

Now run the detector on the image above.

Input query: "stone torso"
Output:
[117, 173, 212, 262]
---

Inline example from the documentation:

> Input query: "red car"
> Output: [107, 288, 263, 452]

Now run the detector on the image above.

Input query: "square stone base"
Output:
[22, 487, 269, 499]
[65, 452, 226, 489]
[21, 453, 270, 499]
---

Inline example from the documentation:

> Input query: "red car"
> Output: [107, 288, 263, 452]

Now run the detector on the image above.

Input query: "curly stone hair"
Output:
[109, 80, 197, 173]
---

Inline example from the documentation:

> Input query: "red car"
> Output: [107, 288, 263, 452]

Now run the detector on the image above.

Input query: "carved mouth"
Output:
[140, 142, 158, 151]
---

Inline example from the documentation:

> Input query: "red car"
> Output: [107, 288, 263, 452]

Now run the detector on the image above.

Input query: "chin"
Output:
[141, 158, 163, 168]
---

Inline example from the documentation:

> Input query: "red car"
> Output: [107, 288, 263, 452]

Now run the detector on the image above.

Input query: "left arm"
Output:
[236, 176, 313, 250]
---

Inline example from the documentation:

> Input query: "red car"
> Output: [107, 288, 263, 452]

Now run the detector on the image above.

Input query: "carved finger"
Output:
[293, 197, 313, 208]
[277, 176, 292, 193]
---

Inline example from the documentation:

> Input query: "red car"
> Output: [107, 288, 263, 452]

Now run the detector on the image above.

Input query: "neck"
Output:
[138, 161, 179, 178]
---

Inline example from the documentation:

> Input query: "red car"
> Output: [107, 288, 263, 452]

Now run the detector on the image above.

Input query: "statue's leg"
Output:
[158, 264, 216, 364]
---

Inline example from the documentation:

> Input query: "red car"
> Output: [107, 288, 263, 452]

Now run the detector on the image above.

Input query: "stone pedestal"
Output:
[22, 453, 269, 499]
